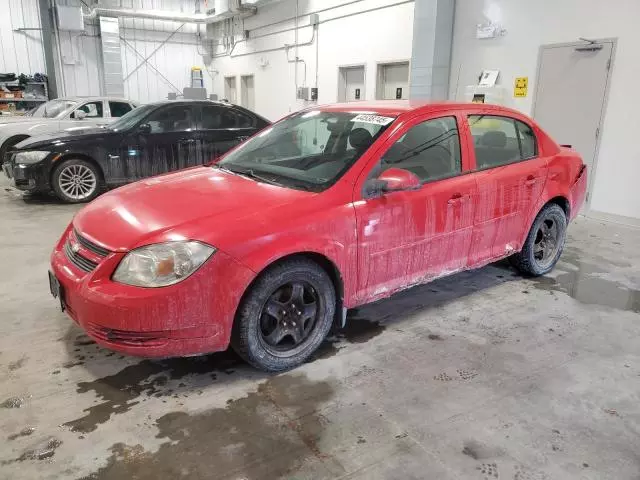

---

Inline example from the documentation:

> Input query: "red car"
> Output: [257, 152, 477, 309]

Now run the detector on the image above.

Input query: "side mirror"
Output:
[72, 110, 87, 120]
[365, 168, 421, 197]
[137, 123, 151, 134]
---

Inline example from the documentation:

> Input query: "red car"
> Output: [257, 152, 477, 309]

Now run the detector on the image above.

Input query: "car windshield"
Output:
[218, 110, 395, 191]
[108, 103, 154, 131]
[30, 99, 78, 118]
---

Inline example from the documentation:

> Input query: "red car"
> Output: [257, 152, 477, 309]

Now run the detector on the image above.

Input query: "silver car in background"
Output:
[0, 97, 139, 162]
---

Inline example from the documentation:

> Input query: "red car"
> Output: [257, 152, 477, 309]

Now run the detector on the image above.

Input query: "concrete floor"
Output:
[1, 176, 639, 480]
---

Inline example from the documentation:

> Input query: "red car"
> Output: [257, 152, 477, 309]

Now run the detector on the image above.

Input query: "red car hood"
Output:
[74, 167, 313, 252]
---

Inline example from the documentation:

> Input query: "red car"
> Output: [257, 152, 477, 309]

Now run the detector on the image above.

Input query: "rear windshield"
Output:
[218, 110, 396, 191]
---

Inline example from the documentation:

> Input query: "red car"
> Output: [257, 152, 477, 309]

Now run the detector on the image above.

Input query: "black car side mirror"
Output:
[138, 123, 151, 134]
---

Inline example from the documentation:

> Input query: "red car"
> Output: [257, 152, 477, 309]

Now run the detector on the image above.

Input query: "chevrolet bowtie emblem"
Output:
[71, 242, 81, 253]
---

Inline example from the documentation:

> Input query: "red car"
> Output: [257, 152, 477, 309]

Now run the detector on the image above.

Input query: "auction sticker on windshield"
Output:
[350, 114, 395, 126]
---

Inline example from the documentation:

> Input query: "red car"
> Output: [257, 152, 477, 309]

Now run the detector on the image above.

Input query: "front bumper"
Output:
[3, 158, 50, 192]
[50, 225, 256, 357]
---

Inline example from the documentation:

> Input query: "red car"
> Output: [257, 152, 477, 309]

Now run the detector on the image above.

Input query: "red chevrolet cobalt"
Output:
[50, 102, 587, 371]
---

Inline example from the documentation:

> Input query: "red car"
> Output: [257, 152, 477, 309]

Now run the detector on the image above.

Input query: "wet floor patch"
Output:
[63, 350, 242, 434]
[81, 373, 337, 480]
[312, 311, 386, 361]
[8, 356, 28, 371]
[531, 250, 640, 313]
[1, 396, 24, 409]
[7, 427, 36, 441]
[1, 437, 62, 465]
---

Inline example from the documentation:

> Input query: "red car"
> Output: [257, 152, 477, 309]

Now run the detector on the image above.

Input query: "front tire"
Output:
[51, 159, 101, 203]
[231, 258, 336, 372]
[512, 203, 567, 276]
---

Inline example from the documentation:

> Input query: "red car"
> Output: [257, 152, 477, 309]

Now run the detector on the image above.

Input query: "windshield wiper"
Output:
[219, 166, 285, 187]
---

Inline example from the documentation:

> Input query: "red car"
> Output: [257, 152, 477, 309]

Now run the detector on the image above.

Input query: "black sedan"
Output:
[2, 100, 270, 202]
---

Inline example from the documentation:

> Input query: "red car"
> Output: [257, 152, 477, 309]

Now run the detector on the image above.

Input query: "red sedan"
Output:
[50, 101, 587, 371]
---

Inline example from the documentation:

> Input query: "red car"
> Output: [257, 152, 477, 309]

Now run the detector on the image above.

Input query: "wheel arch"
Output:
[234, 251, 346, 329]
[546, 195, 570, 219]
[0, 134, 30, 157]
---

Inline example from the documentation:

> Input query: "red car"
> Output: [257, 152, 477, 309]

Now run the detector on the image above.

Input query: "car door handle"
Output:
[447, 193, 469, 205]
[525, 175, 539, 186]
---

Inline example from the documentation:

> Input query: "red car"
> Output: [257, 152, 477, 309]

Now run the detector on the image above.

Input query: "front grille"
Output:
[64, 241, 99, 272]
[74, 230, 111, 257]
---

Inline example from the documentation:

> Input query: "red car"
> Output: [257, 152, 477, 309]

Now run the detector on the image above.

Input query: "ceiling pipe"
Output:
[84, 1, 257, 24]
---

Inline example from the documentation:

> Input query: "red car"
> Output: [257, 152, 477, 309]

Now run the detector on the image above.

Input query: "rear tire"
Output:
[231, 258, 336, 372]
[52, 159, 101, 203]
[512, 203, 567, 276]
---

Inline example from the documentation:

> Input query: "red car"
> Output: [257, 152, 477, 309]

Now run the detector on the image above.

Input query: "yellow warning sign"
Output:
[514, 77, 528, 97]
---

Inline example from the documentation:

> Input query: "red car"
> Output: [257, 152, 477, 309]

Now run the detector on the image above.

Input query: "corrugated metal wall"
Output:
[55, 0, 211, 102]
[0, 0, 47, 75]
[0, 0, 209, 102]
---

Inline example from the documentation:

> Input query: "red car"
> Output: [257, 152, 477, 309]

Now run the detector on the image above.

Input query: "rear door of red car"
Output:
[465, 112, 548, 265]
[352, 111, 477, 303]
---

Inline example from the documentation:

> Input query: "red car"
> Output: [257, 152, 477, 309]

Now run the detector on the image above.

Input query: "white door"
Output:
[377, 62, 409, 100]
[338, 66, 365, 102]
[533, 41, 614, 202]
[224, 76, 237, 103]
[240, 75, 255, 110]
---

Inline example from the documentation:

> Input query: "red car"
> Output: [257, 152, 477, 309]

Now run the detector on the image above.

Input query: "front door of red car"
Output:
[466, 114, 548, 265]
[353, 113, 476, 303]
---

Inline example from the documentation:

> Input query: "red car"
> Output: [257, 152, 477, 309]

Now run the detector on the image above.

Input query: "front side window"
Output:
[109, 101, 133, 118]
[468, 115, 538, 169]
[76, 101, 104, 118]
[146, 105, 195, 133]
[218, 110, 395, 191]
[108, 104, 156, 132]
[380, 116, 461, 183]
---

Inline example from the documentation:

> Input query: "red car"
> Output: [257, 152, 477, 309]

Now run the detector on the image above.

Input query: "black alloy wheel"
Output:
[260, 281, 319, 350]
[512, 203, 567, 276]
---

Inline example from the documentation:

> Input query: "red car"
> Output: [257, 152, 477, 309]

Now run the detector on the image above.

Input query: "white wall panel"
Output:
[451, 0, 640, 220]
[0, 0, 46, 75]
[207, 0, 415, 121]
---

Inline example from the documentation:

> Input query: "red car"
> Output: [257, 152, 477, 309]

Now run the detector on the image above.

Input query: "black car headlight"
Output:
[113, 241, 216, 287]
[14, 151, 50, 165]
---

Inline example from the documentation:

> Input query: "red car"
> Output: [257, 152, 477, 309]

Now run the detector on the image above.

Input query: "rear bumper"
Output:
[569, 165, 588, 221]
[50, 225, 256, 358]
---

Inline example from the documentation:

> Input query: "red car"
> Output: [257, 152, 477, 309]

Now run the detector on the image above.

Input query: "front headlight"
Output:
[113, 241, 216, 287]
[14, 151, 50, 165]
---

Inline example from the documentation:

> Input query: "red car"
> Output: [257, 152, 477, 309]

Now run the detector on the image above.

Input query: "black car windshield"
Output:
[218, 110, 396, 191]
[108, 103, 154, 131]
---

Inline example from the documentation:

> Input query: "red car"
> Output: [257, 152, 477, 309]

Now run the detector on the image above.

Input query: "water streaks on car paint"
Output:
[81, 374, 337, 480]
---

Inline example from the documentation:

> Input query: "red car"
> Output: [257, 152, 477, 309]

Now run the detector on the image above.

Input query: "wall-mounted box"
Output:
[56, 6, 85, 32]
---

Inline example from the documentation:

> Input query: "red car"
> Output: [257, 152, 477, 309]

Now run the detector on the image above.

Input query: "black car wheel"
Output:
[52, 159, 101, 203]
[511, 203, 567, 276]
[231, 258, 335, 372]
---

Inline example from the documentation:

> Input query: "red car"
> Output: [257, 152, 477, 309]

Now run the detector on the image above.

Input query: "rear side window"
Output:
[201, 106, 255, 129]
[381, 116, 461, 183]
[468, 115, 538, 169]
[109, 101, 133, 118]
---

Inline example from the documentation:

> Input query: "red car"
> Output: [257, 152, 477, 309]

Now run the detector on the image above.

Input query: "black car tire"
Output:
[511, 203, 567, 276]
[52, 158, 101, 203]
[231, 258, 336, 372]
[0, 135, 28, 164]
